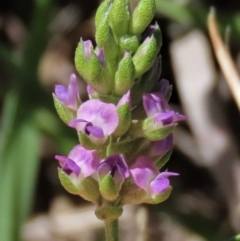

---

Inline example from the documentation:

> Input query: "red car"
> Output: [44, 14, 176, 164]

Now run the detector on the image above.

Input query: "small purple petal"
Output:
[54, 73, 80, 110]
[96, 48, 105, 67]
[150, 134, 173, 157]
[173, 113, 187, 122]
[117, 90, 131, 108]
[143, 93, 169, 117]
[154, 112, 174, 125]
[84, 40, 93, 59]
[55, 155, 81, 176]
[85, 124, 104, 138]
[150, 177, 170, 194]
[55, 85, 68, 103]
[150, 171, 179, 194]
[68, 119, 87, 131]
[130, 156, 159, 191]
[87, 85, 97, 96]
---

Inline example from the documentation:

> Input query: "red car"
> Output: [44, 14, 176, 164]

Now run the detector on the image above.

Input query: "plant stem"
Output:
[105, 219, 119, 241]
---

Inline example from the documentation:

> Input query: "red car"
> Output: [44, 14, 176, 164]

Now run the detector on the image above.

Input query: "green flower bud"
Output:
[119, 35, 140, 53]
[99, 174, 119, 201]
[144, 187, 172, 204]
[58, 168, 80, 195]
[120, 184, 147, 205]
[75, 39, 111, 94]
[109, 0, 130, 39]
[53, 94, 76, 124]
[113, 102, 131, 137]
[95, 206, 123, 222]
[126, 120, 144, 138]
[114, 52, 135, 95]
[95, 0, 112, 29]
[58, 169, 101, 204]
[96, 16, 118, 61]
[130, 0, 156, 35]
[79, 177, 101, 204]
[133, 35, 160, 78]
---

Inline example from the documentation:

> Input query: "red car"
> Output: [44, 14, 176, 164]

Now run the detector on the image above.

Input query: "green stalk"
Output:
[105, 219, 119, 241]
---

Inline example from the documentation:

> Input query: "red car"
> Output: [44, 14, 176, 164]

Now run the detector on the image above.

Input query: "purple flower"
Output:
[150, 134, 173, 157]
[130, 156, 178, 195]
[54, 74, 80, 110]
[143, 92, 185, 127]
[69, 99, 119, 142]
[98, 154, 130, 186]
[55, 145, 100, 178]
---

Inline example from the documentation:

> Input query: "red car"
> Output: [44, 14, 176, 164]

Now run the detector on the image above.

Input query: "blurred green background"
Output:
[0, 0, 240, 240]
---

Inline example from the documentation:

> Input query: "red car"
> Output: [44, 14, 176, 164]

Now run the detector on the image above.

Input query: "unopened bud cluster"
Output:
[53, 0, 185, 221]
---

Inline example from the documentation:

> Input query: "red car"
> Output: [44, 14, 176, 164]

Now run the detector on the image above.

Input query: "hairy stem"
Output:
[105, 219, 119, 241]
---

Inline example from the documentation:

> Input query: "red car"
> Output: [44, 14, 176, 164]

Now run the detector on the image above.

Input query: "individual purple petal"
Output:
[85, 124, 104, 138]
[96, 48, 105, 67]
[150, 134, 173, 157]
[154, 112, 174, 125]
[130, 156, 159, 191]
[87, 85, 97, 96]
[54, 74, 80, 110]
[76, 99, 119, 136]
[143, 93, 168, 117]
[150, 177, 170, 194]
[150, 171, 179, 194]
[98, 154, 130, 185]
[55, 156, 81, 176]
[117, 90, 131, 108]
[173, 113, 186, 122]
[84, 40, 93, 59]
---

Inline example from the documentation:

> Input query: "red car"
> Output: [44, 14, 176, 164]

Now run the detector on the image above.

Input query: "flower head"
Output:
[143, 92, 185, 127]
[130, 156, 178, 196]
[54, 74, 80, 110]
[55, 145, 100, 178]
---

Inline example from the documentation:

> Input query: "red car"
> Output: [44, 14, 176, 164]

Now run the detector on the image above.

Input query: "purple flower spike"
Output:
[130, 156, 178, 195]
[150, 134, 173, 157]
[98, 154, 130, 185]
[55, 145, 100, 178]
[143, 92, 186, 126]
[69, 99, 119, 141]
[54, 74, 80, 110]
[150, 172, 179, 194]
